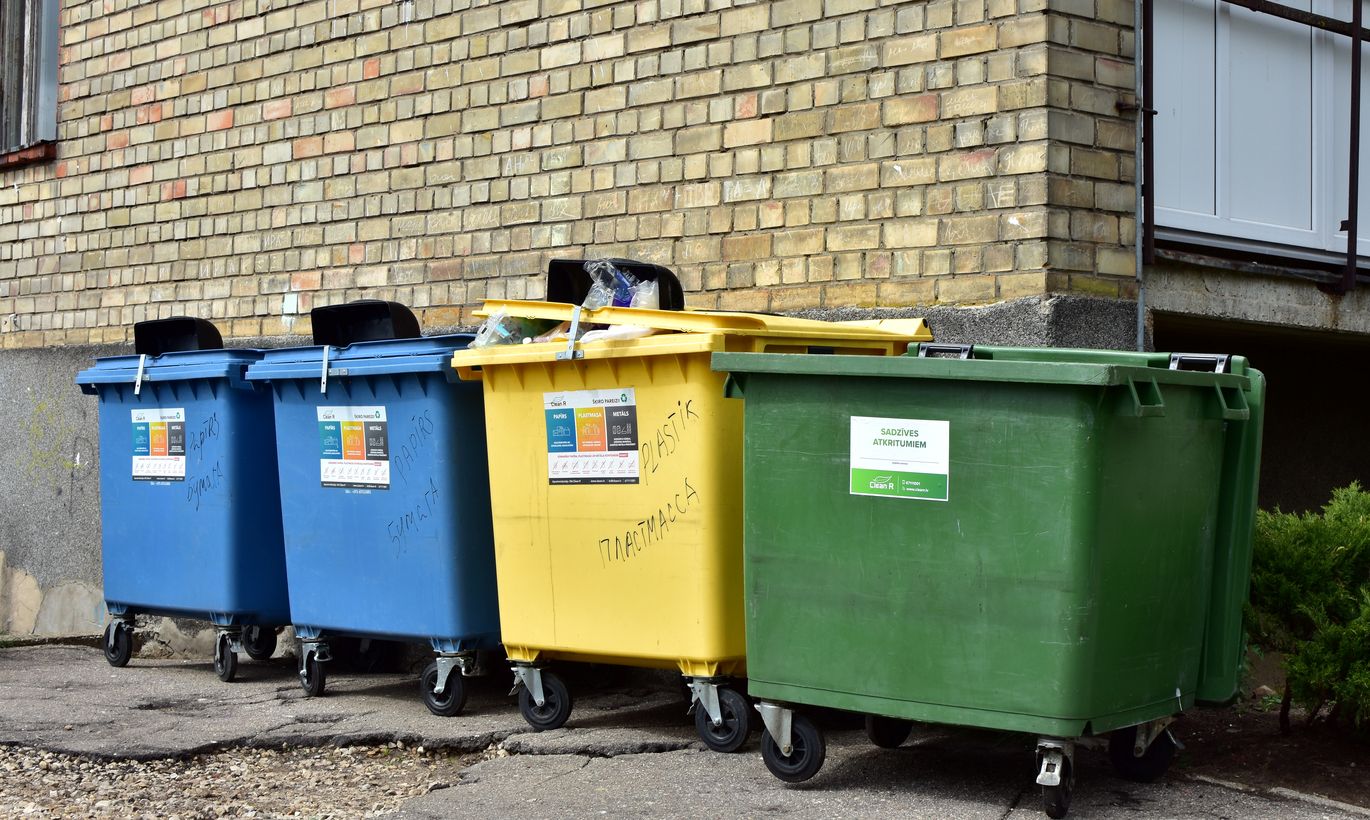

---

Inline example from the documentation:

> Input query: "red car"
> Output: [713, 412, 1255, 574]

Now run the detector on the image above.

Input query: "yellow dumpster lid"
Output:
[471, 299, 931, 340]
[451, 300, 931, 375]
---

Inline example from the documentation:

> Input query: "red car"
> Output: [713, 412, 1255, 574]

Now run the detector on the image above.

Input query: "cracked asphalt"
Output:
[1, 645, 1365, 818]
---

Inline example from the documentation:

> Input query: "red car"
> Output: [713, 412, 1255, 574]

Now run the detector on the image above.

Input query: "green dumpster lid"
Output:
[713, 345, 1255, 390]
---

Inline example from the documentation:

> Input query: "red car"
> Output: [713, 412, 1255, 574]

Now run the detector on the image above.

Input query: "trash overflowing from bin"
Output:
[75, 317, 290, 682]
[470, 259, 661, 349]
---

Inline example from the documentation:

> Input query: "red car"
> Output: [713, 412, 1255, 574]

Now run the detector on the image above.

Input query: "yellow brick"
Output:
[771, 284, 825, 311]
[884, 34, 938, 66]
[722, 234, 773, 261]
[936, 274, 998, 303]
[940, 24, 997, 58]
[997, 272, 1050, 298]
[723, 119, 773, 148]
[823, 281, 879, 307]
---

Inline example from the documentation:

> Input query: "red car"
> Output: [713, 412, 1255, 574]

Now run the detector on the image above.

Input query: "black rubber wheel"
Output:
[103, 622, 132, 668]
[865, 715, 914, 749]
[694, 686, 752, 753]
[760, 713, 826, 783]
[213, 633, 238, 683]
[300, 652, 327, 697]
[1109, 724, 1178, 783]
[242, 626, 277, 662]
[1041, 756, 1073, 819]
[421, 661, 468, 717]
[517, 670, 572, 731]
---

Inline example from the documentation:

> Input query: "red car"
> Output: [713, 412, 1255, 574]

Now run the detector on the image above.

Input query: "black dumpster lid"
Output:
[133, 317, 224, 357]
[311, 300, 421, 346]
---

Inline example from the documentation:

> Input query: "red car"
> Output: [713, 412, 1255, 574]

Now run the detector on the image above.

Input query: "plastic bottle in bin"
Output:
[583, 259, 638, 308]
[470, 259, 661, 348]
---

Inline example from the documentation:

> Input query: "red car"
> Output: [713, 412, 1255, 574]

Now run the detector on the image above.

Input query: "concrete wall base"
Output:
[1146, 262, 1370, 335]
[796, 293, 1146, 350]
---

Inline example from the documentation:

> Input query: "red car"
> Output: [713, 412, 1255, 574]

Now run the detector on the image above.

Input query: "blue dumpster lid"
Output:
[76, 349, 264, 391]
[243, 334, 475, 381]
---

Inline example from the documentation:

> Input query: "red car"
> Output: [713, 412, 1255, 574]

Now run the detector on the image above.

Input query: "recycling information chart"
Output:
[318, 405, 390, 489]
[131, 408, 186, 481]
[544, 388, 639, 485]
[849, 416, 950, 501]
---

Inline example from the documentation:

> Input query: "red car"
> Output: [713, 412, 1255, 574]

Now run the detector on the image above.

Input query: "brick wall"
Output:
[0, 0, 1137, 348]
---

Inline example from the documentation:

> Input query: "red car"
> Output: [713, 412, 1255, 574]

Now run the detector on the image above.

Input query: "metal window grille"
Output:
[0, 0, 58, 155]
[1146, 0, 1369, 292]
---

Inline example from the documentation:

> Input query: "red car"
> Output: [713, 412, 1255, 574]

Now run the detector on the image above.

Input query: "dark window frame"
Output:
[0, 0, 59, 171]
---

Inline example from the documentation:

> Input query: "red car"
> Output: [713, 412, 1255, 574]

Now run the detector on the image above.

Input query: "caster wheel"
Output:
[421, 661, 468, 717]
[517, 670, 572, 731]
[213, 633, 238, 683]
[1109, 724, 1177, 783]
[761, 713, 826, 783]
[865, 715, 914, 749]
[1042, 757, 1073, 819]
[300, 652, 327, 697]
[103, 622, 132, 668]
[694, 686, 752, 753]
[243, 626, 277, 662]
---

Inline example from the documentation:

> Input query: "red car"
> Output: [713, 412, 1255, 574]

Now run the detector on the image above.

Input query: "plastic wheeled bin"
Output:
[75, 317, 290, 681]
[243, 301, 499, 715]
[713, 344, 1265, 817]
[451, 292, 930, 751]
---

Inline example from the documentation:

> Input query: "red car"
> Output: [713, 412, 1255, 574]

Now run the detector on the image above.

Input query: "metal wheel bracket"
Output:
[1036, 739, 1075, 787]
[687, 679, 724, 727]
[511, 665, 546, 707]
[217, 627, 245, 656]
[433, 654, 474, 696]
[1132, 717, 1175, 757]
[757, 702, 794, 757]
[460, 653, 486, 677]
[299, 640, 331, 674]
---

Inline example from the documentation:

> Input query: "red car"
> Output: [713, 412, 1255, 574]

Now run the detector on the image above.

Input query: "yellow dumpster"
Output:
[452, 299, 931, 751]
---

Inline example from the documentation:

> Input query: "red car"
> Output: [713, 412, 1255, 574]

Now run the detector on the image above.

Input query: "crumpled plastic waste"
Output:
[469, 260, 663, 347]
[469, 310, 559, 348]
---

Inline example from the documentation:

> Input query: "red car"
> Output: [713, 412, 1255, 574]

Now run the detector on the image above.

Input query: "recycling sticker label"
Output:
[131, 408, 186, 481]
[544, 388, 639, 485]
[317, 405, 390, 489]
[849, 416, 949, 501]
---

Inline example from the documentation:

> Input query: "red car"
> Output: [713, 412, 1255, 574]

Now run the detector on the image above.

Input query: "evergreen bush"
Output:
[1247, 483, 1370, 732]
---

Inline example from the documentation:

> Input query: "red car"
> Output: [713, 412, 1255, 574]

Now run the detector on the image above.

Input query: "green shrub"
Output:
[1247, 483, 1370, 731]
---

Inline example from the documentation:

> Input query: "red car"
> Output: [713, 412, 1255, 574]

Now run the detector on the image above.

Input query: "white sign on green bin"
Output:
[849, 416, 949, 501]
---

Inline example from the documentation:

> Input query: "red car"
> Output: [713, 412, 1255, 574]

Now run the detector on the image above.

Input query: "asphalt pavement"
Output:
[0, 644, 1364, 819]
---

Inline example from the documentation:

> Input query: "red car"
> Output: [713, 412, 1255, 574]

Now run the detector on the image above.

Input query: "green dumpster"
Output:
[714, 345, 1264, 819]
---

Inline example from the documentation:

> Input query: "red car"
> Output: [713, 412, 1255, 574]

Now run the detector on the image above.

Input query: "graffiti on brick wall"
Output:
[22, 387, 94, 517]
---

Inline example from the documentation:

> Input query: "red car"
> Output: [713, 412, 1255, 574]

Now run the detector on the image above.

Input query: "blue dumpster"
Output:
[243, 302, 498, 715]
[75, 317, 290, 682]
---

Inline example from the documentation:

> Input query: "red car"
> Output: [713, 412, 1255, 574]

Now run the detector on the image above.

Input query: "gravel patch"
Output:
[0, 742, 494, 818]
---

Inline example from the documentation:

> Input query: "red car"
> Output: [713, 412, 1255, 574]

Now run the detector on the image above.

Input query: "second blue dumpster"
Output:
[244, 301, 499, 715]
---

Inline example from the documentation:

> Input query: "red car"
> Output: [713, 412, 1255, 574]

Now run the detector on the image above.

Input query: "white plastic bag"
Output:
[578, 325, 657, 343]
